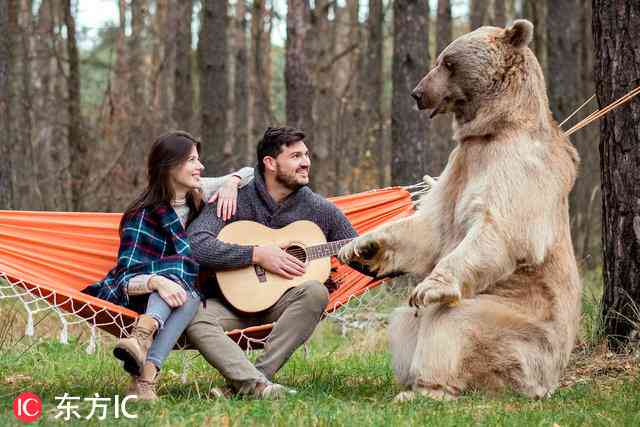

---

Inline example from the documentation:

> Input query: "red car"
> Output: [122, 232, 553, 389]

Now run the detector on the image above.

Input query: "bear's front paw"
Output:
[409, 276, 461, 308]
[339, 234, 390, 278]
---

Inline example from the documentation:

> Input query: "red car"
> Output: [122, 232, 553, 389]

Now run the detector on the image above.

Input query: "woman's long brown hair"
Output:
[120, 131, 204, 232]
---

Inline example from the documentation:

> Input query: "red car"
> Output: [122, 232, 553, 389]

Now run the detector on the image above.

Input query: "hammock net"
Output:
[0, 185, 424, 352]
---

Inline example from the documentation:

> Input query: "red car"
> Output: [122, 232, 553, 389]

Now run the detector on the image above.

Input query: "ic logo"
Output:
[13, 392, 42, 423]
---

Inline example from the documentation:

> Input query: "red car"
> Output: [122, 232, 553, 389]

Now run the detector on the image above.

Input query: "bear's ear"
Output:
[504, 19, 533, 49]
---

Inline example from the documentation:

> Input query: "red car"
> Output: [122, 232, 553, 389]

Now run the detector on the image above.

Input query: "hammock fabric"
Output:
[0, 186, 415, 350]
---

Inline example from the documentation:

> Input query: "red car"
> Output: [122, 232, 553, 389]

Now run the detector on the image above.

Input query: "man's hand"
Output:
[149, 276, 187, 308]
[253, 245, 306, 279]
[209, 175, 241, 221]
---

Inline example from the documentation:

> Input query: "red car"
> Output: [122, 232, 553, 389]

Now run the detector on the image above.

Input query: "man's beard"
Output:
[275, 164, 309, 191]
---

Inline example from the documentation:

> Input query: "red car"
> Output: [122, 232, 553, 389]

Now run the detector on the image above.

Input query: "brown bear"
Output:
[338, 19, 581, 400]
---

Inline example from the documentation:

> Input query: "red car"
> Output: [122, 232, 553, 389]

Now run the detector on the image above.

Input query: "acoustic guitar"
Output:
[215, 220, 353, 313]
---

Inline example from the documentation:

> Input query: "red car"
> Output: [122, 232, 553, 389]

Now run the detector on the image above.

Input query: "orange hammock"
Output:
[0, 186, 419, 350]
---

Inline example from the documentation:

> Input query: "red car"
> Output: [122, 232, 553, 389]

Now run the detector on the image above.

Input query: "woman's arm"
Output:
[126, 274, 154, 295]
[126, 274, 188, 307]
[202, 167, 254, 220]
[199, 167, 254, 201]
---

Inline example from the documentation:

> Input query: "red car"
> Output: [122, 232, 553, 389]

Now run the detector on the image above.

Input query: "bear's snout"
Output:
[411, 89, 426, 109]
[412, 86, 431, 111]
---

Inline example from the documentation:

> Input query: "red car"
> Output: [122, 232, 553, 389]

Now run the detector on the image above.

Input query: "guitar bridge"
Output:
[254, 264, 267, 283]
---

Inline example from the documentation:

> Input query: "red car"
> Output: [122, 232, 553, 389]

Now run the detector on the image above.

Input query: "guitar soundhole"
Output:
[285, 245, 307, 263]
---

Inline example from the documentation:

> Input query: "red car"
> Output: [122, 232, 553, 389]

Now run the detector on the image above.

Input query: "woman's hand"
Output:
[209, 175, 241, 221]
[150, 276, 187, 308]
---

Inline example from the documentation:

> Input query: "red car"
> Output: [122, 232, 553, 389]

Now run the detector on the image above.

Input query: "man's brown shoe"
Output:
[252, 382, 297, 400]
[113, 314, 158, 376]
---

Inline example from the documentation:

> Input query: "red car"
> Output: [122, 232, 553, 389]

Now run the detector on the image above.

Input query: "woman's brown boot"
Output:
[113, 314, 158, 375]
[136, 362, 159, 401]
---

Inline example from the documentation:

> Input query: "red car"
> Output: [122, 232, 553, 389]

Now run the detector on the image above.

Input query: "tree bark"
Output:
[333, 1, 361, 195]
[285, 0, 313, 136]
[523, 0, 546, 74]
[309, 0, 335, 196]
[63, 0, 86, 210]
[131, 0, 149, 188]
[0, 0, 14, 209]
[429, 0, 453, 177]
[546, 0, 578, 123]
[573, 0, 600, 266]
[493, 0, 506, 27]
[234, 0, 249, 168]
[593, 0, 640, 349]
[367, 0, 385, 189]
[470, 0, 488, 30]
[547, 0, 584, 256]
[391, 0, 430, 186]
[174, 0, 194, 132]
[250, 0, 272, 153]
[436, 0, 452, 55]
[150, 0, 173, 134]
[199, 0, 229, 173]
[32, 0, 65, 210]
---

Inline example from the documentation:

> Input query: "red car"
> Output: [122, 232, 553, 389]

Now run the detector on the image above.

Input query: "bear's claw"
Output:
[409, 277, 461, 307]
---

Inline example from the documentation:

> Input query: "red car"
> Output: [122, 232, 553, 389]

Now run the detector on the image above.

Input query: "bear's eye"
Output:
[444, 60, 454, 71]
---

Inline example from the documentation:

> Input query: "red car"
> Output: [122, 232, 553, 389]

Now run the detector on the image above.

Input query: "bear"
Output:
[338, 19, 581, 400]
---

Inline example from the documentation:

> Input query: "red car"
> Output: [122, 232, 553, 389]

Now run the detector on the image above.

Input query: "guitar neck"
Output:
[305, 238, 354, 261]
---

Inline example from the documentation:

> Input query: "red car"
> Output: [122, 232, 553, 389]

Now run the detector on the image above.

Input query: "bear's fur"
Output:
[338, 20, 581, 400]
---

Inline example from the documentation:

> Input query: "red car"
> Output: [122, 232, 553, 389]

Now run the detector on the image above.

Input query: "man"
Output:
[186, 126, 357, 398]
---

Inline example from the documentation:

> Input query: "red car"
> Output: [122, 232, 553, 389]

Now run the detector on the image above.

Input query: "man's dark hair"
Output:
[256, 126, 306, 173]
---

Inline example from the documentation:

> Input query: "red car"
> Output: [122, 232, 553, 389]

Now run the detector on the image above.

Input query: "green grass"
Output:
[1, 320, 640, 427]
[2, 270, 639, 426]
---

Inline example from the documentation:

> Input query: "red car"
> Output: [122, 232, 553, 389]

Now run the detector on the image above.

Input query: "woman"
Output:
[83, 131, 253, 401]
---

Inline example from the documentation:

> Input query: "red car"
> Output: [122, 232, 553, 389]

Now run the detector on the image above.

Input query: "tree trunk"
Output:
[573, 0, 600, 266]
[593, 0, 640, 350]
[0, 0, 14, 209]
[391, 0, 430, 186]
[493, 0, 506, 27]
[234, 0, 249, 168]
[547, 0, 584, 255]
[332, 1, 361, 195]
[128, 0, 149, 191]
[309, 0, 335, 196]
[33, 0, 64, 210]
[199, 0, 229, 173]
[173, 0, 194, 132]
[429, 0, 453, 177]
[470, 0, 488, 30]
[285, 0, 313, 135]
[106, 0, 133, 210]
[523, 0, 546, 74]
[150, 0, 173, 135]
[63, 0, 85, 210]
[546, 0, 578, 123]
[367, 0, 385, 189]
[11, 0, 42, 209]
[250, 0, 272, 155]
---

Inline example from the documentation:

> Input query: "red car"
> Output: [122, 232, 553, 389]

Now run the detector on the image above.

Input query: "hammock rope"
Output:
[0, 185, 420, 352]
[562, 85, 640, 136]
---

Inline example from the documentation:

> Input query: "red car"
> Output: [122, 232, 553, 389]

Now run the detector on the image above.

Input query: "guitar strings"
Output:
[286, 241, 350, 260]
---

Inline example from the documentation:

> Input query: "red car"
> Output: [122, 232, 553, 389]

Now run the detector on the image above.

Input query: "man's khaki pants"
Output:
[186, 280, 329, 392]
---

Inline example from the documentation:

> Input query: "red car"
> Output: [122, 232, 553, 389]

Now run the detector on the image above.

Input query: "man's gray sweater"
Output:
[187, 171, 357, 299]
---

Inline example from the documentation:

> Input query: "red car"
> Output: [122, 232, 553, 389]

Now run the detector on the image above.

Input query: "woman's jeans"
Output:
[144, 291, 200, 369]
